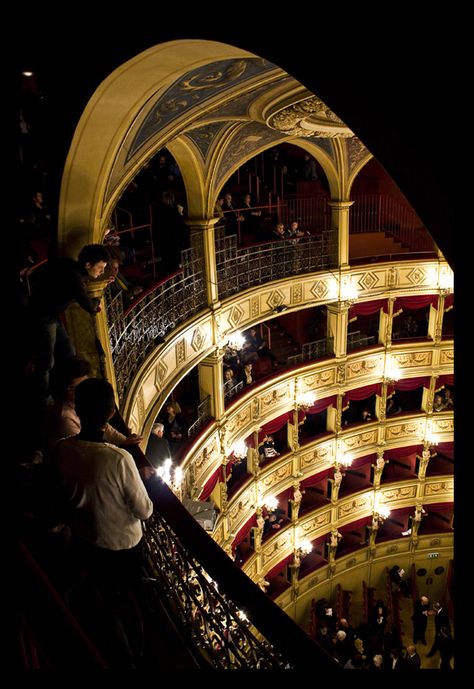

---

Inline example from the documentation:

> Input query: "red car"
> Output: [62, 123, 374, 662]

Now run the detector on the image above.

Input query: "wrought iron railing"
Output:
[188, 396, 212, 439]
[138, 475, 338, 671]
[216, 232, 337, 300]
[346, 331, 376, 352]
[105, 242, 206, 401]
[143, 512, 291, 669]
[287, 337, 334, 366]
[224, 380, 244, 404]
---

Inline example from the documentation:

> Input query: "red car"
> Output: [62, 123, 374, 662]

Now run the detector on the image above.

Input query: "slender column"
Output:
[372, 448, 387, 488]
[328, 200, 354, 269]
[187, 217, 220, 308]
[198, 351, 225, 421]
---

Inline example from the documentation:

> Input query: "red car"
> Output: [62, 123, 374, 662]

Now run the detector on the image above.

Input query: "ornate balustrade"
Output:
[106, 246, 206, 400]
[215, 232, 338, 301]
[287, 337, 333, 366]
[114, 258, 451, 427]
[140, 472, 338, 670]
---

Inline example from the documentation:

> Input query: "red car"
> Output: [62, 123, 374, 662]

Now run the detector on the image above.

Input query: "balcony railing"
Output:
[346, 331, 376, 352]
[224, 379, 244, 404]
[106, 243, 206, 401]
[140, 471, 338, 671]
[287, 337, 334, 366]
[188, 396, 212, 439]
[216, 232, 338, 300]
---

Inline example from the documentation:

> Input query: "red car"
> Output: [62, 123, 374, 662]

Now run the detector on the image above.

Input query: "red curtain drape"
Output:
[305, 394, 338, 416]
[393, 376, 431, 391]
[343, 383, 382, 406]
[349, 452, 377, 470]
[436, 374, 454, 389]
[339, 516, 370, 534]
[266, 555, 293, 580]
[348, 299, 388, 319]
[257, 411, 293, 444]
[301, 469, 331, 489]
[199, 467, 220, 501]
[436, 441, 453, 455]
[394, 294, 439, 311]
[385, 445, 422, 460]
[423, 502, 453, 513]
[445, 294, 454, 309]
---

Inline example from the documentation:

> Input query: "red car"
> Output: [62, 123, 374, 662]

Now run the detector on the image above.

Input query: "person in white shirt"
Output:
[56, 378, 153, 591]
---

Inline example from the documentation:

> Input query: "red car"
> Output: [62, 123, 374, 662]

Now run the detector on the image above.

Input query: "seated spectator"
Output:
[272, 222, 288, 240]
[442, 388, 454, 409]
[241, 363, 254, 387]
[43, 355, 142, 452]
[287, 220, 309, 243]
[146, 422, 172, 468]
[258, 434, 280, 460]
[263, 507, 285, 534]
[224, 368, 238, 388]
[361, 408, 373, 422]
[245, 328, 278, 367]
[107, 257, 144, 303]
[239, 193, 262, 235]
[223, 344, 241, 370]
[433, 394, 445, 412]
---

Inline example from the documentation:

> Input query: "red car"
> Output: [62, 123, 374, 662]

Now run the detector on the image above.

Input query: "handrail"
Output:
[139, 470, 339, 670]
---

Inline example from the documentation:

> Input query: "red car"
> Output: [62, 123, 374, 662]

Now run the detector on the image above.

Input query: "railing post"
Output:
[328, 200, 354, 269]
[187, 217, 220, 308]
[326, 302, 349, 358]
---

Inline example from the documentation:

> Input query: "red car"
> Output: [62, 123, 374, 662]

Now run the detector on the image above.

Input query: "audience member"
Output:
[146, 422, 172, 468]
[29, 244, 110, 401]
[55, 378, 153, 593]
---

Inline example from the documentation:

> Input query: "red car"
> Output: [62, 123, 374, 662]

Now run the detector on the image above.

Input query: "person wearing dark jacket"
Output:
[30, 244, 110, 401]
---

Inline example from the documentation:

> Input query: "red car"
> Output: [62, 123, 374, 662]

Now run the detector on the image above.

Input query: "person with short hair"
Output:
[30, 244, 110, 401]
[56, 378, 153, 592]
[146, 422, 172, 467]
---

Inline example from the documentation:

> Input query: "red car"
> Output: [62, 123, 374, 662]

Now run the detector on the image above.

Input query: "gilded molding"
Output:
[261, 462, 293, 487]
[440, 349, 454, 364]
[191, 326, 206, 352]
[300, 511, 331, 534]
[302, 368, 335, 389]
[337, 364, 346, 384]
[394, 351, 433, 368]
[338, 495, 372, 520]
[385, 421, 423, 440]
[262, 533, 291, 565]
[291, 283, 303, 304]
[341, 430, 378, 451]
[267, 96, 354, 138]
[260, 386, 290, 411]
[155, 359, 168, 389]
[266, 289, 286, 310]
[226, 406, 253, 436]
[432, 418, 454, 433]
[136, 388, 145, 425]
[309, 278, 330, 300]
[356, 270, 381, 292]
[424, 480, 453, 496]
[379, 486, 417, 503]
[229, 303, 245, 328]
[346, 357, 382, 380]
[175, 338, 186, 367]
[250, 296, 260, 319]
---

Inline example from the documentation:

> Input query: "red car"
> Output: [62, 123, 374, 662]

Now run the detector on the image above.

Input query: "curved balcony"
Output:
[112, 256, 452, 428]
[179, 339, 453, 500]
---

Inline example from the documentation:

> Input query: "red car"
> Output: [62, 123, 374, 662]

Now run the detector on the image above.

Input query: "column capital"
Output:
[327, 200, 355, 210]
